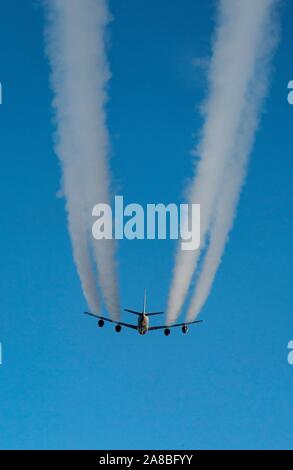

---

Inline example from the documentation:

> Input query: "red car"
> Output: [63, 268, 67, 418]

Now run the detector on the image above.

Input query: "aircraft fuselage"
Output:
[138, 314, 149, 335]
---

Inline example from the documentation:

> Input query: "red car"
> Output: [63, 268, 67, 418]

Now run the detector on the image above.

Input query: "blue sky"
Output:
[0, 0, 293, 450]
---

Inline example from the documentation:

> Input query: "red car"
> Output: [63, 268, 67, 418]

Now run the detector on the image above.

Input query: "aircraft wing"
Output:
[84, 312, 138, 330]
[148, 320, 203, 331]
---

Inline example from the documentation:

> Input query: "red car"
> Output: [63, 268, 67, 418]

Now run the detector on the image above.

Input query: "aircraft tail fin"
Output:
[124, 290, 163, 316]
[143, 289, 147, 314]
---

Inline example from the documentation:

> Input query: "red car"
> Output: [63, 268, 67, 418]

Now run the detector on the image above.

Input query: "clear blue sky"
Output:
[0, 0, 292, 450]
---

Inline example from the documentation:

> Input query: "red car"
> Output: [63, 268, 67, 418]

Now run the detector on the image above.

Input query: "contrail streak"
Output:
[187, 80, 269, 319]
[167, 0, 280, 324]
[45, 0, 120, 318]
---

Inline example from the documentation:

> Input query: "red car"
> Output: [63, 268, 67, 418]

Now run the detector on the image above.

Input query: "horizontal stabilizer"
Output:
[145, 312, 164, 316]
[124, 309, 142, 315]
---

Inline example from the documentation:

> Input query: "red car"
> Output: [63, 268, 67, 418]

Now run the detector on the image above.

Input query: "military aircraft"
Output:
[84, 291, 202, 336]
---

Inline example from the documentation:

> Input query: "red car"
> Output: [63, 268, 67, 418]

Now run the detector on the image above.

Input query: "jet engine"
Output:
[115, 324, 122, 333]
[164, 328, 171, 336]
[182, 325, 188, 334]
[98, 319, 105, 328]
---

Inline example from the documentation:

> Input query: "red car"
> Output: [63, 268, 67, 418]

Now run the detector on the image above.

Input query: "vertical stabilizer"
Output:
[143, 289, 147, 314]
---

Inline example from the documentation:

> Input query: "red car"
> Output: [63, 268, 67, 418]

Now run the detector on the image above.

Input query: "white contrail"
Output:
[45, 0, 120, 318]
[187, 78, 271, 319]
[167, 0, 279, 324]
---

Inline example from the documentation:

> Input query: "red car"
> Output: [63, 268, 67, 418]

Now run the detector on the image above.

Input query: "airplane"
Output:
[84, 290, 202, 336]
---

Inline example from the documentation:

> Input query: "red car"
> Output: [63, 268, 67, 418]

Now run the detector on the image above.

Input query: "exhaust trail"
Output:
[45, 0, 120, 318]
[167, 0, 280, 324]
[187, 70, 275, 319]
